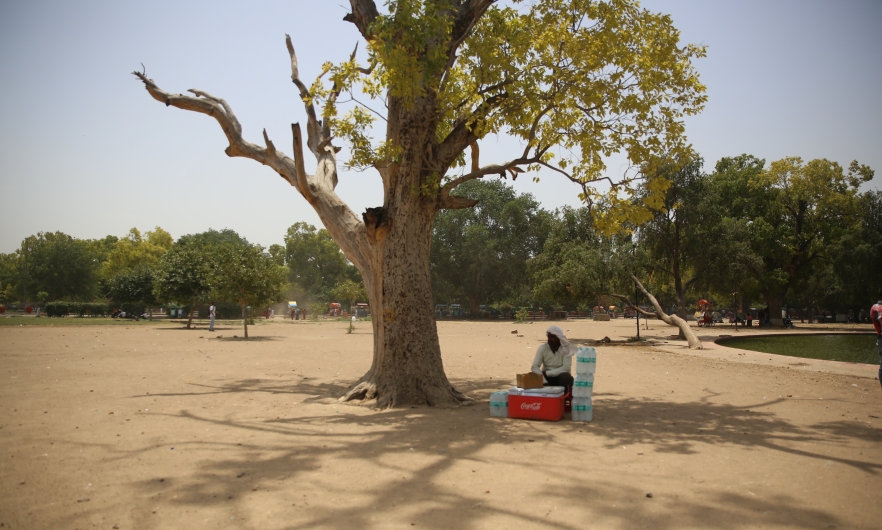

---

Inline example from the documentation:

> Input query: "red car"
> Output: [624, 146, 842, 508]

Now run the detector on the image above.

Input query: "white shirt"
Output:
[531, 343, 572, 378]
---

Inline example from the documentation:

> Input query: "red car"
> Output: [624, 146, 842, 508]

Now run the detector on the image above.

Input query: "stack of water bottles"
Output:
[489, 390, 508, 417]
[572, 346, 597, 422]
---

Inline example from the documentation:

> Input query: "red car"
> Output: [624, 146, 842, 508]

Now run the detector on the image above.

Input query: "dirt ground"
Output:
[1, 316, 880, 529]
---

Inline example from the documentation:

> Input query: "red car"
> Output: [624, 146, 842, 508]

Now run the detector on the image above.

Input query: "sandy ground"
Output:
[1, 316, 880, 530]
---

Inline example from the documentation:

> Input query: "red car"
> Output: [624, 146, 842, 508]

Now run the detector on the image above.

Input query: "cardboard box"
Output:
[507, 393, 566, 421]
[516, 372, 544, 389]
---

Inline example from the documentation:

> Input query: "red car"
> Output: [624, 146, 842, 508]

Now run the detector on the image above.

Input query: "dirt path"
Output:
[1, 318, 880, 529]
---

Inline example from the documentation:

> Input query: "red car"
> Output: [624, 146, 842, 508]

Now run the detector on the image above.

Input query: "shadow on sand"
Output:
[64, 377, 878, 529]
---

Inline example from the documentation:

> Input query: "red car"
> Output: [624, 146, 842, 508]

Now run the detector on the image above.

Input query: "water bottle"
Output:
[576, 346, 597, 374]
[489, 390, 508, 418]
[572, 397, 593, 422]
[572, 373, 594, 398]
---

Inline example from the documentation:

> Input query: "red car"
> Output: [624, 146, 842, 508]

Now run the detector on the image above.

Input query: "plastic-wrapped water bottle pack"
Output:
[572, 346, 598, 422]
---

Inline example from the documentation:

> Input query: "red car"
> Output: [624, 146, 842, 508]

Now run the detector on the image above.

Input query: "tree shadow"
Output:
[50, 378, 876, 529]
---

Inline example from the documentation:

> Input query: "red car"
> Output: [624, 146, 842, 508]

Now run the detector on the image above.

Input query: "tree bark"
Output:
[241, 302, 249, 339]
[186, 302, 198, 330]
[613, 275, 703, 349]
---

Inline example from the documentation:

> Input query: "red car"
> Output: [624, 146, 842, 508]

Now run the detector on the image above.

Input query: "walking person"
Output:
[209, 301, 217, 332]
[870, 290, 882, 389]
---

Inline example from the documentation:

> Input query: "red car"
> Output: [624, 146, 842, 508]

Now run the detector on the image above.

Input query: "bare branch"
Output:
[441, 155, 538, 195]
[188, 89, 241, 135]
[439, 194, 479, 210]
[469, 141, 480, 172]
[133, 71, 297, 187]
[285, 34, 323, 153]
[610, 294, 657, 318]
[132, 70, 373, 273]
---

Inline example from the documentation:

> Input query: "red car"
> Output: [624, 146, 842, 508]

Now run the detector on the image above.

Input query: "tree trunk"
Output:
[467, 297, 481, 319]
[186, 302, 198, 330]
[241, 302, 248, 339]
[340, 197, 469, 408]
[766, 296, 784, 327]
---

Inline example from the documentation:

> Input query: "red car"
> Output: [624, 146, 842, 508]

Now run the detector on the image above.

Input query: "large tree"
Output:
[153, 237, 215, 328]
[637, 157, 712, 321]
[713, 156, 873, 324]
[24, 232, 101, 302]
[209, 244, 288, 339]
[135, 0, 706, 407]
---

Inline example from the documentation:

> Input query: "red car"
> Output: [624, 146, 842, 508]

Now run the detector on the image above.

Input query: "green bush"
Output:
[45, 301, 111, 317]
[45, 301, 69, 317]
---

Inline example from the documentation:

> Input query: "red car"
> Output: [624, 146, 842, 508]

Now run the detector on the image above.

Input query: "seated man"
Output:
[531, 325, 574, 393]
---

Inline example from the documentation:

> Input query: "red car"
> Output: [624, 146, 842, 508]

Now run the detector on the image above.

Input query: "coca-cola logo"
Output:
[520, 402, 542, 410]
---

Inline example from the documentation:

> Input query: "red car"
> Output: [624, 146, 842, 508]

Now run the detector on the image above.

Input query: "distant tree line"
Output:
[1, 153, 877, 323]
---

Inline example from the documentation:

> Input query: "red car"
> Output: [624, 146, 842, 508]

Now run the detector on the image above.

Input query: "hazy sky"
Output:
[1, 0, 880, 253]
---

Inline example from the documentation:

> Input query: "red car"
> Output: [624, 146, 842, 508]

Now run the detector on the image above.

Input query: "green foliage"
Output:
[153, 237, 214, 307]
[709, 155, 870, 313]
[284, 223, 361, 301]
[209, 244, 288, 311]
[315, 0, 706, 224]
[636, 157, 719, 313]
[44, 301, 110, 317]
[107, 265, 157, 310]
[514, 307, 528, 323]
[101, 227, 172, 279]
[529, 206, 635, 307]
[24, 232, 101, 302]
[431, 180, 549, 312]
[330, 279, 367, 309]
[307, 301, 328, 320]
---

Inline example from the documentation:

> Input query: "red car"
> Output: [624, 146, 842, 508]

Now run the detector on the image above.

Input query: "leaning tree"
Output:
[134, 0, 706, 408]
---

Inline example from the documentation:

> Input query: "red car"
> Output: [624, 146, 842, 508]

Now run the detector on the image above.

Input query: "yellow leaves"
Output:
[102, 227, 171, 279]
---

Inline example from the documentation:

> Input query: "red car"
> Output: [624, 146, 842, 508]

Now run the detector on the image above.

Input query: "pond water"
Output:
[718, 334, 879, 365]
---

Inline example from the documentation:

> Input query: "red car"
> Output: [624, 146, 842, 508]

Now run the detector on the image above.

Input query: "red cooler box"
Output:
[507, 387, 566, 421]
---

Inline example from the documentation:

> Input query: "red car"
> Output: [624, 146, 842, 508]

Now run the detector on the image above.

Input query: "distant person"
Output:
[295, 307, 301, 320]
[530, 325, 574, 394]
[870, 290, 882, 388]
[746, 313, 753, 327]
[209, 301, 216, 332]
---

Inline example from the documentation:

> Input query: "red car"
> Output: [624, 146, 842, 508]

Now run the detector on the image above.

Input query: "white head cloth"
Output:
[546, 325, 572, 357]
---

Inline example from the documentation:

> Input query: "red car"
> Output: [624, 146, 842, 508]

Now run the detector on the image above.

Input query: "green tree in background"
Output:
[209, 244, 288, 338]
[331, 279, 368, 314]
[283, 222, 360, 301]
[637, 157, 715, 319]
[26, 232, 100, 302]
[153, 237, 216, 328]
[102, 227, 172, 279]
[529, 207, 635, 309]
[107, 265, 158, 316]
[431, 180, 549, 315]
[716, 156, 873, 323]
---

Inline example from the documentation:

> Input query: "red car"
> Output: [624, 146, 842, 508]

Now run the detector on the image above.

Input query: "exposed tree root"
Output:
[339, 374, 472, 409]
